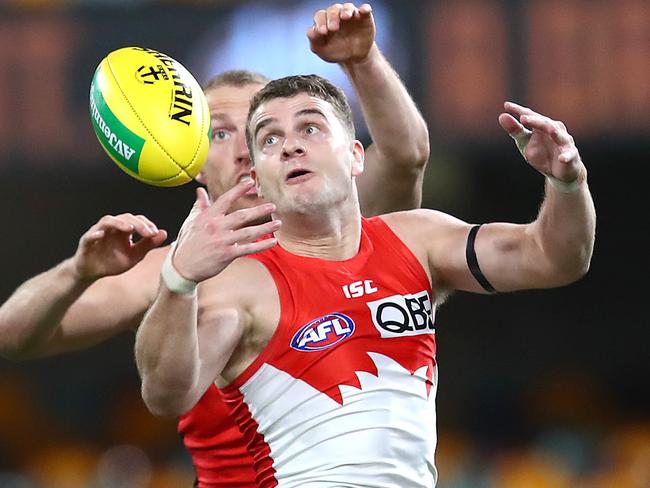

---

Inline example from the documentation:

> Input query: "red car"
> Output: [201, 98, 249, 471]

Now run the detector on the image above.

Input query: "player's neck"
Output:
[275, 203, 362, 261]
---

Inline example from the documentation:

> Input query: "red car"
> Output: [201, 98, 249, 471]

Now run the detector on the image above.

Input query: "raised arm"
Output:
[308, 2, 429, 215]
[473, 102, 595, 290]
[387, 102, 595, 294]
[0, 214, 167, 359]
[135, 182, 279, 416]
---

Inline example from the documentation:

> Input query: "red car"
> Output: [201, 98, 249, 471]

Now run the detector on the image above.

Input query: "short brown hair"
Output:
[203, 69, 270, 91]
[246, 74, 355, 155]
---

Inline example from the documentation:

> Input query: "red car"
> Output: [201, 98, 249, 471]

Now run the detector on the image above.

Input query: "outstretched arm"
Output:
[308, 2, 429, 215]
[474, 102, 595, 290]
[0, 214, 167, 359]
[135, 182, 279, 416]
[387, 102, 595, 293]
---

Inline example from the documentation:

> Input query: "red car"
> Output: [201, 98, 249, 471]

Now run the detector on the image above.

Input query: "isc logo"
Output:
[342, 279, 378, 298]
[290, 313, 355, 352]
[366, 290, 435, 338]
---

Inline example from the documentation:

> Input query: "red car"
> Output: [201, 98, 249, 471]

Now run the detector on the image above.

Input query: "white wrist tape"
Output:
[161, 250, 197, 296]
[546, 175, 583, 193]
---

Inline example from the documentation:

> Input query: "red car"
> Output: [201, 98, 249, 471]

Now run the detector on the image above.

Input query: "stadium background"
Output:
[0, 0, 648, 486]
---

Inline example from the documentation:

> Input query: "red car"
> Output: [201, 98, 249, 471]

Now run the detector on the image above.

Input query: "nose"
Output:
[281, 136, 305, 160]
[235, 132, 251, 167]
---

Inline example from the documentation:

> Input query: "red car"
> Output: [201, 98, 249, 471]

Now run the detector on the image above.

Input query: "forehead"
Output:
[251, 93, 338, 128]
[205, 83, 264, 117]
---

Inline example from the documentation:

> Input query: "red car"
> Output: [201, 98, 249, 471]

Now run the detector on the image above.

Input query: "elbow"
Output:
[544, 249, 593, 287]
[380, 123, 430, 174]
[562, 241, 595, 284]
[396, 134, 430, 173]
[0, 336, 37, 361]
[139, 366, 200, 417]
[409, 133, 431, 170]
[141, 382, 196, 418]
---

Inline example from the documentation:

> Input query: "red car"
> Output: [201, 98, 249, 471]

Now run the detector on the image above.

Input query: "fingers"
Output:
[503, 101, 536, 118]
[504, 100, 575, 149]
[341, 3, 356, 20]
[498, 112, 524, 137]
[311, 3, 365, 36]
[230, 235, 278, 259]
[520, 113, 573, 147]
[559, 146, 579, 164]
[505, 101, 571, 142]
[499, 112, 532, 159]
[212, 179, 256, 215]
[358, 3, 372, 16]
[196, 186, 211, 212]
[131, 229, 169, 256]
[88, 214, 160, 239]
[313, 7, 329, 35]
[222, 203, 276, 231]
[326, 3, 344, 31]
[224, 219, 282, 246]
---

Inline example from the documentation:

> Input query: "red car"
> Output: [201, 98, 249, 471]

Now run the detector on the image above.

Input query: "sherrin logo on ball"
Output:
[89, 47, 210, 186]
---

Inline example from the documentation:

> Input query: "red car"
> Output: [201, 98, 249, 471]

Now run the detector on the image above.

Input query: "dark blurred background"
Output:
[0, 1, 648, 487]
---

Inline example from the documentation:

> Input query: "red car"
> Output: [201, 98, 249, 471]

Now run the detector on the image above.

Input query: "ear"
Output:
[250, 167, 263, 198]
[351, 139, 365, 177]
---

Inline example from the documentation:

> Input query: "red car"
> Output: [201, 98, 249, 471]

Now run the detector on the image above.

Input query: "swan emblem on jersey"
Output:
[291, 312, 355, 352]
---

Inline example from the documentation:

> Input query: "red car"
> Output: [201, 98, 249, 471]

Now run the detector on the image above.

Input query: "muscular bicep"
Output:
[382, 210, 505, 295]
[426, 217, 548, 294]
[471, 222, 555, 292]
[357, 145, 425, 217]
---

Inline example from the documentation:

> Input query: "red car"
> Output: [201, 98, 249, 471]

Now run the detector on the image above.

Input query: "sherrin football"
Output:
[89, 47, 210, 186]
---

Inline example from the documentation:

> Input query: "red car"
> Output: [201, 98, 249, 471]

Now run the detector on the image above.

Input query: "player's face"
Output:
[249, 93, 364, 215]
[198, 83, 266, 212]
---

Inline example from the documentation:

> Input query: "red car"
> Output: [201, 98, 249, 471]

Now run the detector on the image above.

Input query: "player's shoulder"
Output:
[376, 209, 472, 261]
[199, 255, 276, 305]
[379, 208, 468, 236]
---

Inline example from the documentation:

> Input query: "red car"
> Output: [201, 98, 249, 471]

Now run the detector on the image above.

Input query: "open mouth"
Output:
[286, 169, 312, 182]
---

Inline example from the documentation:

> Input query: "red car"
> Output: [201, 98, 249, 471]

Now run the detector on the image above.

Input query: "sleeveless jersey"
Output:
[178, 385, 256, 487]
[222, 216, 440, 488]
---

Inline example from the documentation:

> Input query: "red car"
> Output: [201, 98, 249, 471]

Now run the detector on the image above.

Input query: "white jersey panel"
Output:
[239, 352, 438, 488]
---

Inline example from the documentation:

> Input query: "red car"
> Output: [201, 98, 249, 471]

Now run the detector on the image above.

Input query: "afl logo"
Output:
[291, 313, 355, 352]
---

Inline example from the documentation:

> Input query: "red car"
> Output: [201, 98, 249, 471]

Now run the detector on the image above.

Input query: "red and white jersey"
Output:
[177, 385, 256, 487]
[222, 216, 439, 488]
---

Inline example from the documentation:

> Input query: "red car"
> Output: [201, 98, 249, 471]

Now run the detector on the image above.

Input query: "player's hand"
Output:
[307, 3, 376, 64]
[499, 101, 586, 183]
[172, 181, 280, 283]
[73, 214, 167, 280]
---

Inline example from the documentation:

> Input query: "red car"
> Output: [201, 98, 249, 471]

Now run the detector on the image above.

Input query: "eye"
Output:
[212, 129, 231, 141]
[264, 135, 279, 146]
[305, 125, 319, 135]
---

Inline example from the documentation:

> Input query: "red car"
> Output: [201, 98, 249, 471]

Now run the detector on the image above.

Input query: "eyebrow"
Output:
[210, 113, 234, 124]
[253, 108, 328, 139]
[295, 108, 326, 120]
[253, 117, 277, 140]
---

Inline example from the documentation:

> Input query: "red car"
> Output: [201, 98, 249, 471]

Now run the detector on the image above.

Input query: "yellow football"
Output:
[89, 47, 210, 186]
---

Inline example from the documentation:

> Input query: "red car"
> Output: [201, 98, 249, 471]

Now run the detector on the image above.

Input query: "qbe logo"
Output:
[290, 313, 355, 352]
[367, 291, 435, 338]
